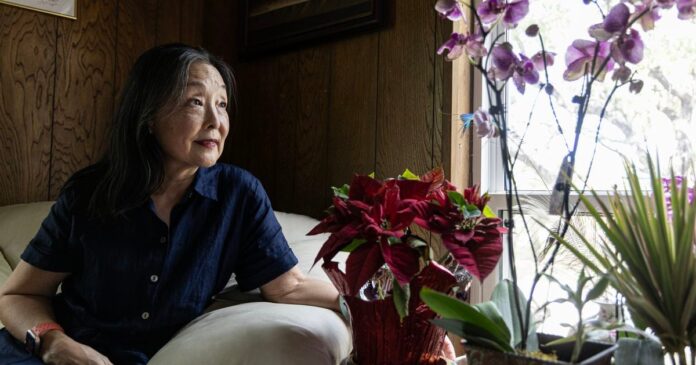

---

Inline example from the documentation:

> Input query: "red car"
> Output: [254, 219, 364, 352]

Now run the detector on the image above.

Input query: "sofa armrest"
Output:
[149, 302, 351, 365]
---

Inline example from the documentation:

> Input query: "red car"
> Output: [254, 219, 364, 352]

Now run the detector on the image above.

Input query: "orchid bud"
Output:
[612, 65, 632, 83]
[629, 79, 644, 93]
[545, 83, 554, 95]
[525, 24, 539, 37]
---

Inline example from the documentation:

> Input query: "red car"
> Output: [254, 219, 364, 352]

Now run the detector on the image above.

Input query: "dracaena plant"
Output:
[551, 155, 696, 364]
[309, 168, 506, 318]
[434, 0, 695, 350]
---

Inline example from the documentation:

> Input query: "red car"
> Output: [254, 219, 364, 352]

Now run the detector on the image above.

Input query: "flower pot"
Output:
[464, 333, 617, 365]
[323, 261, 457, 365]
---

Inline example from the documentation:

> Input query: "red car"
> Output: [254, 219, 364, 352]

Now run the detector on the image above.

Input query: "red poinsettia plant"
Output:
[309, 168, 507, 307]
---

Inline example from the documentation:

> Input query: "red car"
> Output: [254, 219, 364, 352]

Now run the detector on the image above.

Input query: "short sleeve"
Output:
[233, 179, 298, 291]
[20, 189, 80, 272]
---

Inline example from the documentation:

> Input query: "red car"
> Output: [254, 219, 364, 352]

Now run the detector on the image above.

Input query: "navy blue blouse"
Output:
[20, 163, 298, 359]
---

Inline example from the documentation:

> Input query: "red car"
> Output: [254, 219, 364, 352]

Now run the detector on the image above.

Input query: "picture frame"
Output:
[240, 0, 387, 57]
[0, 0, 76, 20]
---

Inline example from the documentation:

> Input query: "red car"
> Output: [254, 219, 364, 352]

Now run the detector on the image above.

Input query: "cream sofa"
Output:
[0, 202, 351, 364]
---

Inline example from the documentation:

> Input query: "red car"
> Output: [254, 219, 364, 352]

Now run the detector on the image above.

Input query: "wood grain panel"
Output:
[293, 47, 331, 218]
[244, 59, 278, 203]
[375, 0, 437, 178]
[155, 0, 182, 45]
[221, 60, 249, 168]
[180, 0, 203, 46]
[327, 33, 379, 189]
[272, 53, 299, 212]
[114, 0, 157, 99]
[202, 0, 237, 65]
[433, 14, 452, 171]
[50, 0, 117, 197]
[0, 8, 55, 205]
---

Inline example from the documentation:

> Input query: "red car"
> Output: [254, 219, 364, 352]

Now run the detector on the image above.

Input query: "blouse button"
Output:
[150, 275, 159, 283]
[141, 312, 150, 320]
[160, 236, 167, 244]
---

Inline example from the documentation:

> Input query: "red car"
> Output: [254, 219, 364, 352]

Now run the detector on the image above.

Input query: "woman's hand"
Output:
[40, 331, 113, 365]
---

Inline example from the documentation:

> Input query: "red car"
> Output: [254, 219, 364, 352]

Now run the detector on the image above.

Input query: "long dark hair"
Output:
[67, 44, 238, 219]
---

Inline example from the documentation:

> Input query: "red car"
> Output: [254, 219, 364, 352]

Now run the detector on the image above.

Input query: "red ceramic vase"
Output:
[323, 261, 457, 365]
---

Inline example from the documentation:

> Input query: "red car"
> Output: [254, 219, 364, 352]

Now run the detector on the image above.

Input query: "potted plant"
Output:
[420, 276, 619, 365]
[551, 155, 696, 365]
[430, 0, 694, 360]
[309, 168, 506, 365]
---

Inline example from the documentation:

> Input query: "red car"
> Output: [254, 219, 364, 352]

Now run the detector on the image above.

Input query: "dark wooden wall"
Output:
[205, 0, 454, 218]
[0, 0, 203, 205]
[1, 0, 459, 220]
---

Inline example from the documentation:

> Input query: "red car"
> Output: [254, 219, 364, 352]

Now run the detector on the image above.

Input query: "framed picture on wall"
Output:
[0, 0, 76, 19]
[240, 0, 387, 57]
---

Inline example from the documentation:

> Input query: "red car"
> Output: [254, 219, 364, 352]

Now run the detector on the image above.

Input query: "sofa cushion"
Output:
[0, 201, 53, 269]
[148, 302, 351, 365]
[274, 211, 325, 243]
[0, 252, 11, 329]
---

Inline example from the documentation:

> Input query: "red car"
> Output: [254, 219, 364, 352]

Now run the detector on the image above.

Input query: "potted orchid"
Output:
[425, 0, 695, 362]
[309, 168, 506, 365]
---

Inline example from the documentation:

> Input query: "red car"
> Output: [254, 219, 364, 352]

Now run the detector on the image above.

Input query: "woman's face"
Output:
[152, 61, 229, 172]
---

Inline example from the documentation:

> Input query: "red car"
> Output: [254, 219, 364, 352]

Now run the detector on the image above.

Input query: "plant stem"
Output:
[571, 317, 584, 363]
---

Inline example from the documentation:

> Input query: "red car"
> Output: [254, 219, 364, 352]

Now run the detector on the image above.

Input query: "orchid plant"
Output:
[434, 0, 695, 352]
[309, 168, 506, 318]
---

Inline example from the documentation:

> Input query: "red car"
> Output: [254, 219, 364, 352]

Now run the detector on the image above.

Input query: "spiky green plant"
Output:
[552, 155, 696, 364]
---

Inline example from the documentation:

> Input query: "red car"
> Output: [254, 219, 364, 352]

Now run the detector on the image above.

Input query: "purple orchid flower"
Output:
[587, 2, 645, 69]
[513, 54, 540, 93]
[435, 0, 465, 21]
[476, 0, 529, 28]
[589, 3, 630, 40]
[532, 50, 556, 70]
[677, 0, 696, 19]
[437, 32, 487, 61]
[490, 43, 518, 80]
[473, 108, 498, 138]
[656, 0, 676, 8]
[633, 1, 662, 31]
[611, 29, 644, 65]
[563, 39, 615, 81]
[489, 43, 541, 93]
[662, 176, 695, 219]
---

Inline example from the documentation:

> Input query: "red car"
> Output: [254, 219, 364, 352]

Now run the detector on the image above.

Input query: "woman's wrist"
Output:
[39, 330, 68, 359]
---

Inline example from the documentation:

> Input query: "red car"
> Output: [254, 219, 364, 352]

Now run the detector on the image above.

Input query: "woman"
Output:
[0, 44, 340, 365]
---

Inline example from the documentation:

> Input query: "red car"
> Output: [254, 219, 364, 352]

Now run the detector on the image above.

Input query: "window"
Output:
[469, 0, 696, 335]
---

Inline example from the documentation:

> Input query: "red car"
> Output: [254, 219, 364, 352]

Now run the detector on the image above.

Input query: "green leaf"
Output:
[584, 275, 610, 303]
[368, 172, 375, 178]
[429, 318, 512, 353]
[447, 191, 466, 208]
[387, 236, 401, 245]
[544, 334, 578, 347]
[491, 279, 539, 352]
[392, 278, 410, 321]
[331, 184, 350, 199]
[463, 204, 482, 219]
[420, 287, 514, 352]
[340, 239, 367, 253]
[400, 169, 420, 180]
[473, 302, 511, 340]
[615, 338, 664, 365]
[406, 237, 428, 249]
[483, 205, 497, 218]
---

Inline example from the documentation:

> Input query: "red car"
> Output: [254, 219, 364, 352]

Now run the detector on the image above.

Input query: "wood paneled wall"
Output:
[1, 0, 461, 220]
[0, 0, 203, 205]
[204, 0, 455, 218]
